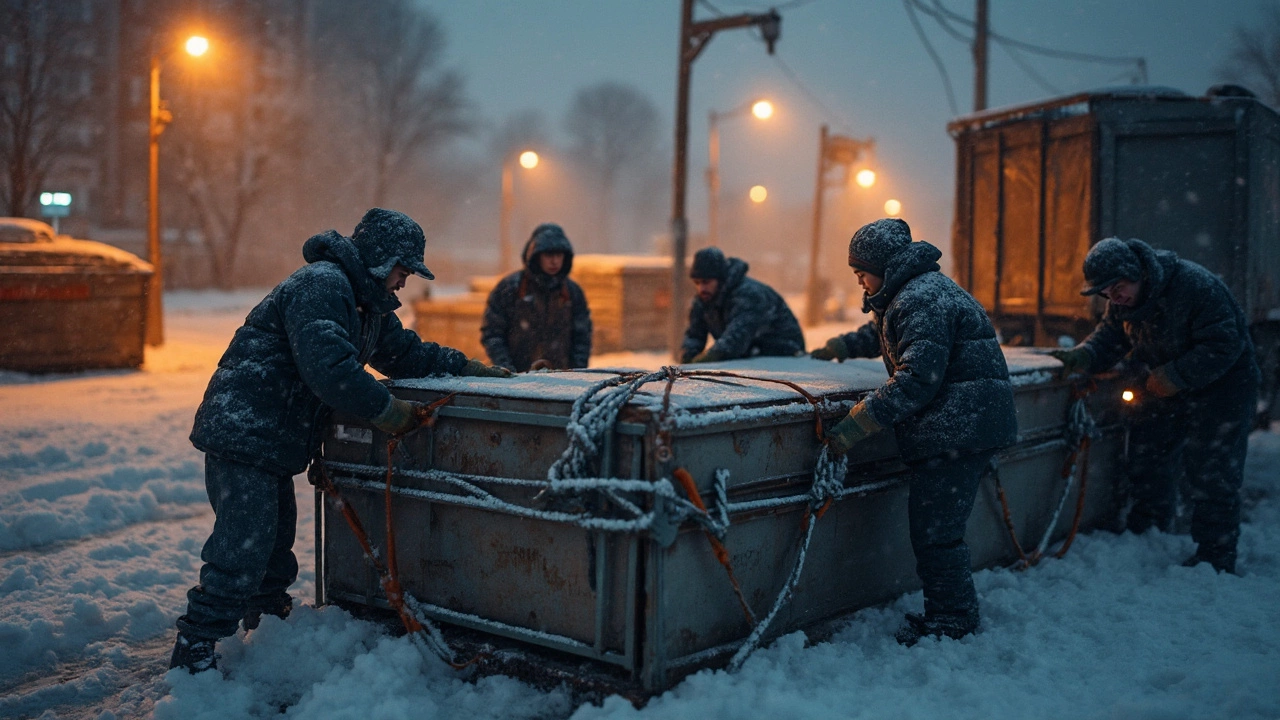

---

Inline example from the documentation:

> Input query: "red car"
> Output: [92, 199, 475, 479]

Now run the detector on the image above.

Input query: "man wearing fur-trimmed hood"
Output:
[1051, 237, 1259, 575]
[481, 223, 593, 372]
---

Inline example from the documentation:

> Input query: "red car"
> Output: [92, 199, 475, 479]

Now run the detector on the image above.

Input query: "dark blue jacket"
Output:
[680, 257, 805, 361]
[838, 241, 1017, 462]
[190, 231, 467, 475]
[1079, 238, 1258, 393]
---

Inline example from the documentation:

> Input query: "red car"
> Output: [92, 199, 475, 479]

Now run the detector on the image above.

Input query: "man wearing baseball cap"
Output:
[1051, 237, 1259, 574]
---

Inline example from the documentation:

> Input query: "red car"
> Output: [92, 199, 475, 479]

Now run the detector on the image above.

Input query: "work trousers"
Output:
[176, 454, 298, 640]
[1125, 364, 1257, 565]
[906, 449, 995, 620]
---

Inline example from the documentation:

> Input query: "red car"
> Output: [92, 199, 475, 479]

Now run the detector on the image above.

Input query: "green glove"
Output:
[370, 397, 420, 435]
[460, 359, 514, 378]
[809, 337, 850, 362]
[1048, 347, 1093, 376]
[689, 347, 725, 364]
[826, 402, 884, 456]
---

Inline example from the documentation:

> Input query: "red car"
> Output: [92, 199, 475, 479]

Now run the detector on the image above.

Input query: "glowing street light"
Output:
[855, 169, 876, 188]
[707, 98, 774, 247]
[749, 185, 768, 203]
[147, 33, 212, 346]
[500, 149, 539, 272]
[806, 125, 875, 326]
[884, 198, 902, 216]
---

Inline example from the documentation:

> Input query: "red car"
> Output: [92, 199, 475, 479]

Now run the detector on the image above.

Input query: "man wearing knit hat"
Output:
[1050, 237, 1258, 574]
[170, 208, 511, 674]
[679, 246, 805, 363]
[811, 218, 1017, 646]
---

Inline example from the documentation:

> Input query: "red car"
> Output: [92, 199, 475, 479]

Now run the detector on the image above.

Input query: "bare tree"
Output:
[0, 0, 85, 217]
[1220, 4, 1280, 108]
[314, 0, 471, 208]
[562, 82, 659, 250]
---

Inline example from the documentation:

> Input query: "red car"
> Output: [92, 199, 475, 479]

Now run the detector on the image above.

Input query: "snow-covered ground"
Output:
[1, 290, 1277, 719]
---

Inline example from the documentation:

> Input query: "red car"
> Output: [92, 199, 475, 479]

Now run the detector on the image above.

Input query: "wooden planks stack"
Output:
[413, 254, 673, 363]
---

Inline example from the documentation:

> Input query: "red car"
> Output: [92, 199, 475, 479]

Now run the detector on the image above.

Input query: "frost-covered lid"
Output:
[0, 234, 153, 272]
[0, 217, 57, 244]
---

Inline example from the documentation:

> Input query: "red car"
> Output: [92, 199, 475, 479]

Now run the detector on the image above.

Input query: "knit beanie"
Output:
[690, 247, 728, 280]
[848, 218, 912, 276]
[1081, 237, 1142, 295]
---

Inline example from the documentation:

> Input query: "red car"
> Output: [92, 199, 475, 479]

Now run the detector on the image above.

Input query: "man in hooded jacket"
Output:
[481, 223, 592, 372]
[811, 218, 1017, 645]
[170, 208, 511, 673]
[1050, 237, 1258, 574]
[679, 246, 805, 363]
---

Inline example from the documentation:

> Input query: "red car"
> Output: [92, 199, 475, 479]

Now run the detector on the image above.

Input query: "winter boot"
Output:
[242, 594, 293, 633]
[169, 632, 219, 674]
[1181, 550, 1237, 575]
[894, 611, 979, 647]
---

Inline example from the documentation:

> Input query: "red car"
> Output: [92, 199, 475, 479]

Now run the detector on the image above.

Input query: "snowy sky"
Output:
[1, 292, 1278, 717]
[433, 0, 1274, 251]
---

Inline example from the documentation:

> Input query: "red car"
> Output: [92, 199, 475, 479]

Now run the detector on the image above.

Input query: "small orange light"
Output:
[1121, 389, 1135, 403]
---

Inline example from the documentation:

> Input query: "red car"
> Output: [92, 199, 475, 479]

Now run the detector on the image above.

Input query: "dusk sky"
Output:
[431, 1, 1274, 258]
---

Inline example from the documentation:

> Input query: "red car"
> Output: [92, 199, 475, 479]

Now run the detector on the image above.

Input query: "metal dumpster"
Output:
[0, 218, 153, 372]
[316, 349, 1124, 692]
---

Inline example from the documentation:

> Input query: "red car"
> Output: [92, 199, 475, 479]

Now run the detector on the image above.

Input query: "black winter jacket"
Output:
[480, 231, 592, 372]
[680, 257, 805, 361]
[837, 241, 1017, 462]
[1079, 238, 1258, 393]
[190, 231, 468, 475]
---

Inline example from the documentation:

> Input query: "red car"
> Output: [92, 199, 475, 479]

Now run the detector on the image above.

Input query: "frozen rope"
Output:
[1030, 395, 1099, 561]
[713, 469, 731, 538]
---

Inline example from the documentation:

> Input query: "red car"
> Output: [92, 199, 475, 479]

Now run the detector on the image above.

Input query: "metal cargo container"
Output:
[948, 87, 1280, 354]
[315, 351, 1124, 694]
[0, 218, 153, 372]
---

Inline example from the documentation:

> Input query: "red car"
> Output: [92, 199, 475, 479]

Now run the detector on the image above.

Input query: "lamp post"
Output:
[670, 0, 780, 360]
[499, 150, 539, 274]
[706, 99, 772, 249]
[805, 124, 875, 327]
[146, 34, 209, 346]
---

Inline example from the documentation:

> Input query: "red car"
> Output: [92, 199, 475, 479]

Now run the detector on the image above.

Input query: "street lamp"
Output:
[749, 185, 768, 203]
[500, 150, 539, 273]
[147, 34, 210, 346]
[670, 0, 781, 361]
[706, 97, 773, 248]
[806, 124, 875, 327]
[884, 198, 902, 216]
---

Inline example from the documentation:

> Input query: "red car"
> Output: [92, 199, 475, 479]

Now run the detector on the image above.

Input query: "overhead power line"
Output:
[903, 0, 961, 114]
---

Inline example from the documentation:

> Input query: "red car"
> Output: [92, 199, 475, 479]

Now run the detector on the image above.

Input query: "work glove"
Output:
[529, 359, 555, 372]
[825, 402, 884, 456]
[679, 349, 698, 364]
[1145, 367, 1181, 398]
[689, 347, 725, 364]
[370, 397, 422, 436]
[1048, 347, 1093, 377]
[459, 358, 514, 378]
[809, 337, 850, 362]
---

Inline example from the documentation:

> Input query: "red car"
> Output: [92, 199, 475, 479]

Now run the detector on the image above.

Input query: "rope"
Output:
[674, 468, 756, 625]
[994, 382, 1099, 569]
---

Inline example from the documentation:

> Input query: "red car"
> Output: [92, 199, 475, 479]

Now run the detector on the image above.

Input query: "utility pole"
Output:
[973, 0, 989, 112]
[669, 0, 780, 360]
[805, 125, 873, 327]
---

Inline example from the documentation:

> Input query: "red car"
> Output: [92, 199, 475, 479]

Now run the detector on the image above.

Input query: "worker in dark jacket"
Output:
[481, 223, 592, 372]
[172, 208, 511, 674]
[1050, 237, 1259, 574]
[811, 218, 1017, 646]
[680, 247, 805, 363]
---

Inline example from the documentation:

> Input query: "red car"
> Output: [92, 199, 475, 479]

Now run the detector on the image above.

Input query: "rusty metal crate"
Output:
[317, 349, 1124, 692]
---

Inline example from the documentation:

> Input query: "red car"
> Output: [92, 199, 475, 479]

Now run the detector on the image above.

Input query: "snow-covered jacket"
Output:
[480, 225, 592, 372]
[190, 230, 468, 475]
[1078, 238, 1258, 393]
[680, 257, 805, 361]
[837, 241, 1017, 462]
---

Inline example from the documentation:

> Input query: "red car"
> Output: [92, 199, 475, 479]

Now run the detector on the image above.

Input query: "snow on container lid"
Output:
[0, 219, 152, 273]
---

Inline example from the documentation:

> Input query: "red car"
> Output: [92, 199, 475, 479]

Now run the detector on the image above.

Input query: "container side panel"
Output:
[998, 130, 1043, 315]
[1043, 130, 1094, 317]
[971, 143, 1001, 311]
[1112, 132, 1236, 282]
[1249, 123, 1280, 321]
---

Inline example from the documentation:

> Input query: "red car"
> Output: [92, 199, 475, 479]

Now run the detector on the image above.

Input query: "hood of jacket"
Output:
[1109, 238, 1179, 323]
[302, 230, 401, 315]
[522, 223, 575, 285]
[863, 241, 943, 313]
